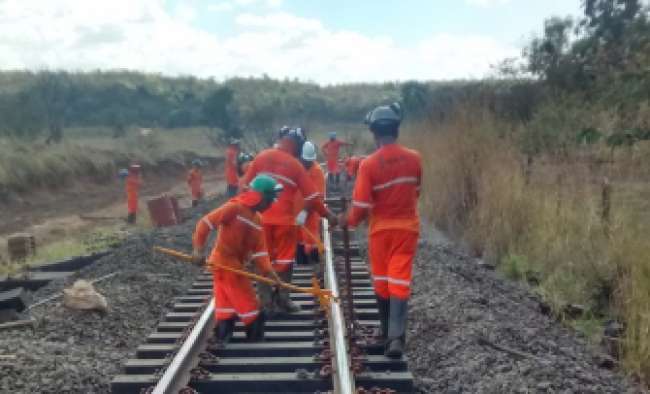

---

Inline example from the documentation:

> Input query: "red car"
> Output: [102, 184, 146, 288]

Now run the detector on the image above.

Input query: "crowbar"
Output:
[153, 246, 335, 309]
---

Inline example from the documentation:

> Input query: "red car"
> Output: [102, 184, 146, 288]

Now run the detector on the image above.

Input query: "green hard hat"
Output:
[249, 174, 283, 202]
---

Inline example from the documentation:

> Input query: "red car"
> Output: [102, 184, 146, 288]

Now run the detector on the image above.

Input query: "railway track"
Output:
[111, 186, 414, 393]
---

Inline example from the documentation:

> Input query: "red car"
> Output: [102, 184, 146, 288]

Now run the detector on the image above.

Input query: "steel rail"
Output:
[323, 219, 355, 394]
[152, 298, 215, 394]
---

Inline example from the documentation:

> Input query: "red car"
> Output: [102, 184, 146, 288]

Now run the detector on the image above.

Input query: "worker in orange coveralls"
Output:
[321, 132, 349, 187]
[192, 174, 283, 343]
[345, 155, 361, 183]
[242, 128, 338, 314]
[225, 138, 241, 197]
[125, 164, 142, 224]
[295, 141, 326, 268]
[187, 159, 204, 207]
[339, 103, 421, 359]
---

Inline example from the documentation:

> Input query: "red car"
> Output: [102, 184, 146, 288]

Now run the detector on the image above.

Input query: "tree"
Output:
[32, 71, 71, 144]
[202, 87, 240, 141]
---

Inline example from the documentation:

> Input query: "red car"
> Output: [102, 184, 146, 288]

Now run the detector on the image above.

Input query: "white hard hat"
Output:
[301, 141, 317, 161]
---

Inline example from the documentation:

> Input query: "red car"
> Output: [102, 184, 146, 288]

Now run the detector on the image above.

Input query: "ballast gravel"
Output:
[405, 230, 637, 393]
[0, 202, 216, 394]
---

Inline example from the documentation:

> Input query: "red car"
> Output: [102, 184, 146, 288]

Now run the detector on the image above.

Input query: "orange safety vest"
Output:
[193, 198, 272, 274]
[347, 143, 422, 234]
[242, 147, 328, 226]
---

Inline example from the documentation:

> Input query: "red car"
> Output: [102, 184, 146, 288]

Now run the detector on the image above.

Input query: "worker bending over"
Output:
[225, 138, 241, 197]
[125, 164, 142, 224]
[321, 132, 349, 187]
[187, 159, 204, 207]
[192, 175, 283, 343]
[295, 141, 326, 269]
[340, 103, 422, 359]
[243, 128, 338, 314]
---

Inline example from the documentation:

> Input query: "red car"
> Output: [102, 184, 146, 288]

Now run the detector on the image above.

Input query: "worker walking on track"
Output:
[321, 132, 349, 187]
[225, 138, 241, 197]
[295, 141, 326, 269]
[242, 128, 338, 314]
[340, 103, 421, 359]
[187, 159, 204, 207]
[192, 174, 283, 343]
[125, 164, 142, 224]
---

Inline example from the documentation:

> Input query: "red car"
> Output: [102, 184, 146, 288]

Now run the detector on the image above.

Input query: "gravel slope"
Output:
[0, 202, 215, 394]
[405, 230, 637, 393]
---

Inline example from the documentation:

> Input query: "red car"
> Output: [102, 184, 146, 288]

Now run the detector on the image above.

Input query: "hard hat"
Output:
[283, 128, 306, 149]
[249, 174, 283, 202]
[328, 131, 337, 139]
[191, 159, 202, 166]
[237, 152, 253, 164]
[229, 137, 241, 145]
[118, 168, 129, 178]
[129, 164, 141, 173]
[301, 141, 317, 161]
[367, 102, 402, 134]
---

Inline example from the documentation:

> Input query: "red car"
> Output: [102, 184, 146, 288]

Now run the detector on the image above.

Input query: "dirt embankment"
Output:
[0, 156, 225, 261]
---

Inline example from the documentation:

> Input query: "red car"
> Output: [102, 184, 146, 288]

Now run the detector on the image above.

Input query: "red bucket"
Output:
[147, 195, 178, 227]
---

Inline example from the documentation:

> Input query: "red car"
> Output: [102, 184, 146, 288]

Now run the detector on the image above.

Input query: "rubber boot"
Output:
[277, 268, 301, 313]
[258, 281, 277, 317]
[376, 297, 390, 342]
[126, 213, 136, 224]
[385, 297, 408, 358]
[215, 318, 236, 344]
[245, 311, 266, 342]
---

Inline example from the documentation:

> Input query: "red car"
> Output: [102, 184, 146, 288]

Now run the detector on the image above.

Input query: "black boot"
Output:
[385, 297, 408, 359]
[376, 297, 390, 342]
[126, 213, 136, 224]
[245, 311, 266, 342]
[215, 318, 236, 344]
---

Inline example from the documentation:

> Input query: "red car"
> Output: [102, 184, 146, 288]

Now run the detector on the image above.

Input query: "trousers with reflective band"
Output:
[369, 229, 418, 300]
[264, 224, 298, 273]
[187, 169, 203, 199]
[126, 175, 141, 214]
[213, 270, 259, 325]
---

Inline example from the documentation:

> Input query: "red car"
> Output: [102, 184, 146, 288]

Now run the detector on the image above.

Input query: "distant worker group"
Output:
[122, 102, 420, 360]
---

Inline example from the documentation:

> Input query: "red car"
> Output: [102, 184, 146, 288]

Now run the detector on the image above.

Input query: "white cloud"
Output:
[209, 0, 283, 12]
[0, 1, 519, 83]
[465, 0, 511, 7]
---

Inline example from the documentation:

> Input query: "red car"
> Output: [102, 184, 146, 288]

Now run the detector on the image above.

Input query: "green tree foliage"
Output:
[203, 87, 239, 140]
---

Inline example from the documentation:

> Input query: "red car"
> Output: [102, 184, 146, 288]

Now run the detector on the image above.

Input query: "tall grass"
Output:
[405, 110, 650, 383]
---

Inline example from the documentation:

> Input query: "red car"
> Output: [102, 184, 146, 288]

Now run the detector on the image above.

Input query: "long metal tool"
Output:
[341, 197, 356, 324]
[323, 218, 355, 394]
[152, 298, 215, 394]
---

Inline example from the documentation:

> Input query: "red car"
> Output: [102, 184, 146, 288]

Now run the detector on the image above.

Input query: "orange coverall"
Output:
[126, 173, 141, 214]
[345, 156, 361, 179]
[193, 197, 273, 325]
[347, 143, 422, 300]
[322, 139, 349, 174]
[295, 162, 326, 254]
[225, 145, 239, 187]
[242, 147, 329, 272]
[187, 168, 203, 200]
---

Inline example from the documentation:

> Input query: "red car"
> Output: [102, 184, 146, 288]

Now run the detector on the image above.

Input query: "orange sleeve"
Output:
[250, 227, 273, 274]
[347, 160, 372, 227]
[192, 203, 238, 249]
[297, 163, 328, 217]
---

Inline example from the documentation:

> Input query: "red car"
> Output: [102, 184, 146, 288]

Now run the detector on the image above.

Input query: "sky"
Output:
[0, 0, 583, 84]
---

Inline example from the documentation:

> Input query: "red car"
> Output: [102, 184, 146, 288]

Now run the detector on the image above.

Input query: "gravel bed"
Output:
[0, 200, 219, 393]
[405, 229, 637, 393]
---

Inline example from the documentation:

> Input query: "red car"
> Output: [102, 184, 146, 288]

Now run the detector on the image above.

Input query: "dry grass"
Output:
[0, 127, 217, 195]
[405, 110, 650, 383]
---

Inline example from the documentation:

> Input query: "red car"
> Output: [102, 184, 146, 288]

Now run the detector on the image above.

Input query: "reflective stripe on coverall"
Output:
[347, 143, 422, 300]
[242, 146, 328, 272]
[193, 197, 273, 325]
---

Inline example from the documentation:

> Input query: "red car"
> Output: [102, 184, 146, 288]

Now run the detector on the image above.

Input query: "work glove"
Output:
[191, 248, 205, 265]
[296, 210, 308, 226]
